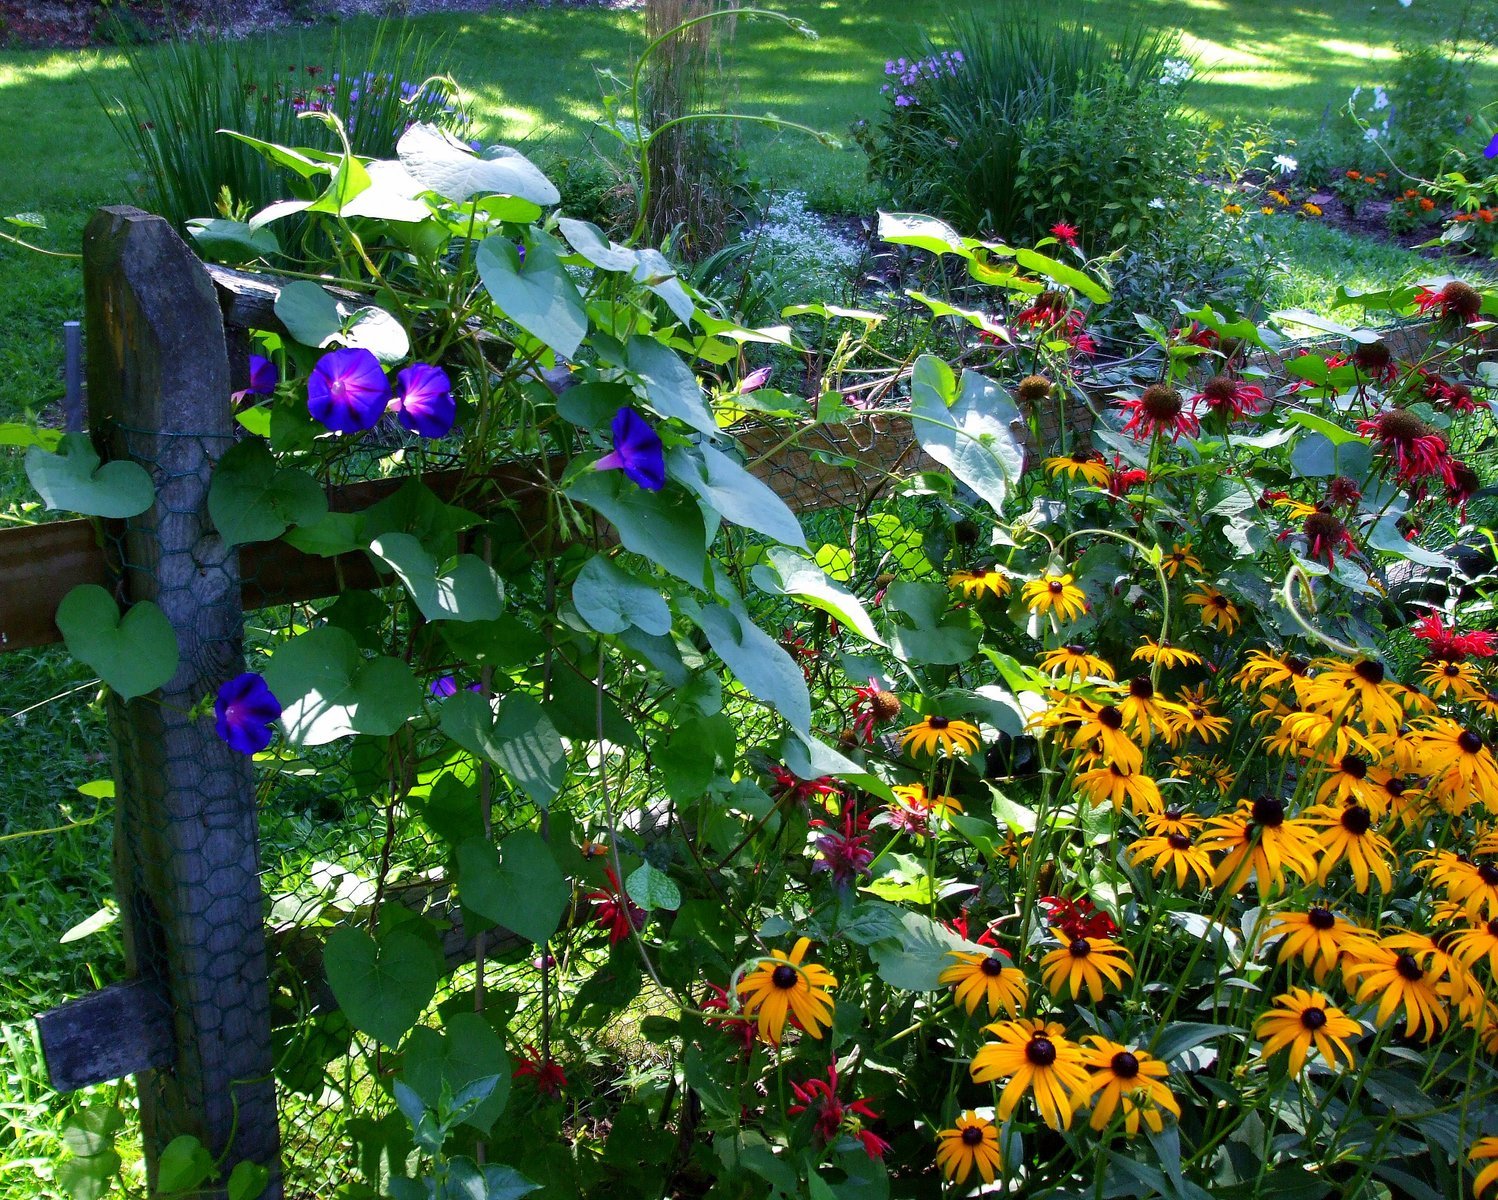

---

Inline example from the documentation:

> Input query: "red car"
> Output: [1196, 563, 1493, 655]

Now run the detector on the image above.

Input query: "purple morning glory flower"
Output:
[389, 363, 455, 438]
[307, 347, 390, 434]
[430, 676, 483, 698]
[739, 365, 772, 394]
[247, 354, 278, 396]
[593, 406, 666, 491]
[214, 672, 281, 754]
[1485, 132, 1498, 159]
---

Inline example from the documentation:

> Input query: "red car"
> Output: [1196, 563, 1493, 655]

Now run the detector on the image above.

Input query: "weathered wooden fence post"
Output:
[81, 206, 281, 1198]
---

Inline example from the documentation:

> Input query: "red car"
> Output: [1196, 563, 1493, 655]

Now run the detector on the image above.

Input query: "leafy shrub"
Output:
[854, 11, 1190, 247]
[101, 24, 465, 228]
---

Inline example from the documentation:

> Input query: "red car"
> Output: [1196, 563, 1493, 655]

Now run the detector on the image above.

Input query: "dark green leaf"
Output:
[324, 925, 440, 1047]
[25, 434, 154, 518]
[208, 440, 326, 546]
[56, 586, 178, 700]
[369, 533, 505, 623]
[457, 831, 569, 944]
[567, 470, 709, 589]
[262, 626, 422, 745]
[402, 1012, 510, 1133]
[572, 555, 671, 636]
[476, 234, 587, 359]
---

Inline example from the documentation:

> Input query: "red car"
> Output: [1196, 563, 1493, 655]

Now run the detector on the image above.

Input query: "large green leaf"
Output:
[25, 434, 154, 518]
[687, 598, 811, 733]
[567, 471, 710, 589]
[457, 830, 568, 944]
[909, 356, 1025, 517]
[751, 548, 883, 645]
[669, 444, 806, 548]
[884, 580, 981, 666]
[876, 211, 970, 258]
[323, 924, 440, 1046]
[369, 533, 505, 623]
[572, 555, 671, 636]
[868, 910, 977, 991]
[398, 123, 559, 205]
[1013, 246, 1110, 304]
[55, 586, 178, 700]
[402, 1012, 510, 1134]
[625, 336, 716, 436]
[1289, 432, 1371, 480]
[1369, 514, 1452, 569]
[476, 234, 587, 358]
[186, 218, 280, 264]
[208, 439, 326, 547]
[441, 691, 566, 807]
[274, 280, 343, 348]
[262, 626, 422, 745]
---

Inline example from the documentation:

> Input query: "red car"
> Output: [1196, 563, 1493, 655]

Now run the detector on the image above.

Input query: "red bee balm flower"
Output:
[1039, 895, 1117, 940]
[788, 1065, 888, 1159]
[585, 867, 646, 943]
[513, 1045, 567, 1097]
[1356, 410, 1452, 485]
[1412, 280, 1483, 324]
[1194, 375, 1265, 420]
[1118, 385, 1199, 441]
[1412, 614, 1497, 661]
[1050, 221, 1080, 246]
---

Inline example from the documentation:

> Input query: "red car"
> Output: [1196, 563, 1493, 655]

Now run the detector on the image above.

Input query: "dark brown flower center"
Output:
[1141, 384, 1184, 421]
[1377, 409, 1435, 444]
[980, 955, 1006, 976]
[1478, 863, 1498, 887]
[1167, 833, 1192, 850]
[1487, 918, 1498, 938]
[1353, 659, 1385, 684]
[1286, 656, 1309, 675]
[1065, 643, 1088, 655]
[871, 691, 903, 720]
[1026, 1037, 1057, 1067]
[1018, 374, 1053, 402]
[1129, 676, 1154, 699]
[1049, 580, 1064, 594]
[1304, 512, 1346, 541]
[1110, 1051, 1140, 1079]
[1353, 341, 1391, 371]
[1164, 807, 1184, 822]
[961, 1125, 985, 1146]
[1394, 953, 1424, 981]
[1300, 1006, 1328, 1031]
[772, 965, 799, 989]
[1099, 706, 1124, 730]
[1338, 754, 1367, 779]
[1459, 730, 1484, 754]
[1070, 938, 1092, 958]
[1340, 806, 1373, 836]
[1308, 906, 1336, 930]
[928, 716, 950, 731]
[1251, 796, 1286, 827]
[1201, 376, 1237, 405]
[1440, 280, 1482, 319]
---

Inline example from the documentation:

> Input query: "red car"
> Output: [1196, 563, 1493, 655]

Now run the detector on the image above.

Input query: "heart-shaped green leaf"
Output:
[25, 434, 154, 518]
[262, 626, 421, 746]
[476, 234, 587, 359]
[208, 440, 327, 547]
[685, 598, 811, 733]
[398, 123, 559, 205]
[402, 1012, 510, 1133]
[457, 831, 568, 944]
[910, 356, 1026, 518]
[323, 924, 440, 1046]
[369, 533, 505, 623]
[572, 555, 671, 636]
[566, 471, 710, 591]
[441, 691, 566, 807]
[55, 585, 179, 700]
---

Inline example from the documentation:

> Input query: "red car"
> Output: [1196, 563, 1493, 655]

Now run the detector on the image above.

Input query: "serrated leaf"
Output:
[457, 830, 568, 944]
[208, 439, 326, 546]
[625, 863, 681, 912]
[56, 586, 178, 700]
[25, 434, 154, 518]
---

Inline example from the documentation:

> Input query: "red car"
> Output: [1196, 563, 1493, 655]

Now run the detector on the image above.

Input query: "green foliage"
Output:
[55, 586, 177, 700]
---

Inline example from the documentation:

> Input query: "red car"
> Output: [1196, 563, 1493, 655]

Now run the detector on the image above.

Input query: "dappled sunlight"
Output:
[1317, 39, 1398, 62]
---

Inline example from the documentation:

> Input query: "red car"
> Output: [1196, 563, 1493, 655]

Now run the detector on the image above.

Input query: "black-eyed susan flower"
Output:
[1449, 916, 1498, 973]
[1064, 702, 1144, 773]
[1313, 753, 1378, 809]
[1077, 1037, 1180, 1135]
[1262, 907, 1372, 983]
[1128, 828, 1212, 888]
[1185, 585, 1241, 634]
[1255, 988, 1360, 1074]
[1199, 796, 1318, 895]
[1141, 806, 1204, 837]
[1341, 942, 1449, 1040]
[1043, 449, 1111, 487]
[970, 1018, 1090, 1130]
[1076, 763, 1163, 813]
[1115, 675, 1186, 745]
[1303, 657, 1404, 735]
[1132, 638, 1202, 670]
[1418, 659, 1483, 701]
[1472, 1137, 1498, 1199]
[1039, 935, 1134, 1002]
[1308, 803, 1394, 892]
[1040, 644, 1115, 680]
[1167, 755, 1236, 795]
[1411, 719, 1498, 814]
[736, 937, 837, 1045]
[939, 950, 1029, 1018]
[1234, 649, 1311, 693]
[949, 568, 1012, 601]
[889, 782, 963, 829]
[900, 714, 982, 759]
[1022, 572, 1088, 622]
[934, 1112, 1002, 1186]
[1160, 542, 1204, 578]
[1165, 689, 1230, 745]
[1263, 709, 1378, 763]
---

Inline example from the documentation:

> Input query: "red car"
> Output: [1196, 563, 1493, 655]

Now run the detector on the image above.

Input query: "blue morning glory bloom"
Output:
[214, 672, 282, 754]
[307, 347, 390, 434]
[246, 354, 279, 396]
[593, 406, 666, 491]
[1485, 132, 1498, 159]
[390, 363, 455, 438]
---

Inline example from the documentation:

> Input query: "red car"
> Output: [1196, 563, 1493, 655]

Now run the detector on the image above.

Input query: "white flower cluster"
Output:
[1158, 58, 1193, 87]
[749, 191, 863, 290]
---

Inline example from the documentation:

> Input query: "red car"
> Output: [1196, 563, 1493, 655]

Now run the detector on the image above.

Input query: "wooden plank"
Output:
[85, 206, 283, 1199]
[0, 521, 111, 651]
[36, 980, 173, 1091]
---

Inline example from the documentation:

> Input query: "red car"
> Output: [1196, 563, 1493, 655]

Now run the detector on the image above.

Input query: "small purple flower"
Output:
[389, 363, 455, 438]
[430, 675, 459, 698]
[593, 406, 666, 491]
[739, 366, 772, 394]
[1485, 132, 1498, 159]
[247, 354, 278, 396]
[307, 347, 390, 434]
[214, 672, 281, 754]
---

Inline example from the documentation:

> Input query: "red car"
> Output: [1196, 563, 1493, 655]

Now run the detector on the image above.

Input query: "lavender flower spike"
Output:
[390, 363, 455, 438]
[307, 347, 391, 434]
[214, 672, 282, 754]
[594, 406, 666, 491]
